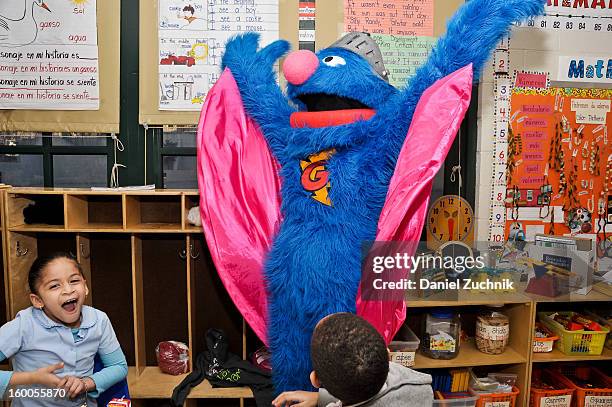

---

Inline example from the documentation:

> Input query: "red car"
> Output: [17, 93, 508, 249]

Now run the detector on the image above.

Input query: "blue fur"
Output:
[220, 0, 544, 393]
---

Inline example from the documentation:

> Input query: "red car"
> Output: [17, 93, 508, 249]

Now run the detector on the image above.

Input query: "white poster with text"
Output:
[558, 56, 612, 84]
[158, 0, 279, 111]
[0, 0, 100, 110]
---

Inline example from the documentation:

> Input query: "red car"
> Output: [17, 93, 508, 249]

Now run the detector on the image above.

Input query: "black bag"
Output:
[171, 329, 274, 407]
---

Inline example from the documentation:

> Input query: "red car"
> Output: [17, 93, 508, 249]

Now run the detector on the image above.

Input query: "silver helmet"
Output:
[329, 32, 389, 82]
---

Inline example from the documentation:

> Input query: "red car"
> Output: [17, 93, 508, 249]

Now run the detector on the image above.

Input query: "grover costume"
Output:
[197, 0, 545, 393]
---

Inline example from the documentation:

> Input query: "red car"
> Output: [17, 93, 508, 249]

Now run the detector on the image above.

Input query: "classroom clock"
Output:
[426, 195, 475, 251]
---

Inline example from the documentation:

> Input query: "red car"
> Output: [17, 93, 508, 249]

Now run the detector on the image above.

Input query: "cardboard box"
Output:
[526, 235, 594, 295]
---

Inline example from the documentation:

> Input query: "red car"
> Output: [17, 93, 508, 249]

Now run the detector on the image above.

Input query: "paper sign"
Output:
[584, 395, 612, 407]
[515, 72, 548, 89]
[372, 34, 436, 86]
[571, 99, 610, 125]
[344, 0, 434, 37]
[526, 225, 545, 241]
[158, 0, 279, 111]
[0, 0, 99, 110]
[558, 56, 612, 84]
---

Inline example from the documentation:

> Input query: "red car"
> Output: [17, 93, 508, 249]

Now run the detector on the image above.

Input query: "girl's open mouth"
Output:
[62, 298, 78, 313]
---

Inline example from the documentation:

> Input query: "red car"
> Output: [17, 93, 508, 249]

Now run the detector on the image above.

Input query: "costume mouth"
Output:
[297, 93, 370, 112]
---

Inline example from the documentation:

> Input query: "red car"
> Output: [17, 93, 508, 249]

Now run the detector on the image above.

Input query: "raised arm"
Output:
[221, 32, 296, 150]
[375, 0, 545, 154]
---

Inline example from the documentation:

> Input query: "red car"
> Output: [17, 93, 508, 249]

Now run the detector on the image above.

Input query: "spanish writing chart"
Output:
[504, 88, 612, 242]
[0, 0, 99, 110]
[158, 0, 279, 111]
[343, 0, 435, 87]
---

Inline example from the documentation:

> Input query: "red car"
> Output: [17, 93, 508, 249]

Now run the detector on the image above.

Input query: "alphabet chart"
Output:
[158, 0, 279, 111]
[0, 0, 99, 110]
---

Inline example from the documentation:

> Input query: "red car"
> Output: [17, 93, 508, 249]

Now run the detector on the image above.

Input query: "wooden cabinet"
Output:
[0, 187, 609, 407]
[1, 188, 255, 406]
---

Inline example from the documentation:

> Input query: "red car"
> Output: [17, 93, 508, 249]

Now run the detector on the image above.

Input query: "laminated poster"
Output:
[0, 0, 100, 110]
[344, 1, 435, 86]
[158, 0, 279, 111]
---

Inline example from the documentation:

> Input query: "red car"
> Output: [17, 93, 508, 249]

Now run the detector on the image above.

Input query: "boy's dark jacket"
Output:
[317, 362, 433, 407]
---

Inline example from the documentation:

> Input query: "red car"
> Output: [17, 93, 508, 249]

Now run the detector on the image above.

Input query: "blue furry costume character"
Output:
[218, 0, 544, 393]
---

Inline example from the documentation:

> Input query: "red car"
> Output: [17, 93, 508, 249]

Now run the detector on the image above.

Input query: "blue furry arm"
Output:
[376, 0, 545, 155]
[221, 33, 296, 153]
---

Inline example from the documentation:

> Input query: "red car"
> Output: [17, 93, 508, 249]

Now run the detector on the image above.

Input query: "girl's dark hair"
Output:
[28, 252, 84, 294]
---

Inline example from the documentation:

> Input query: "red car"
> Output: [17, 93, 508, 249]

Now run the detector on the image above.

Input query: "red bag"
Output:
[155, 341, 189, 375]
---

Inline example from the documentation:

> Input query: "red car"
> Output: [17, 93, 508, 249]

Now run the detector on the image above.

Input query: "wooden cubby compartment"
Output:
[3, 189, 256, 404]
[7, 232, 77, 315]
[183, 193, 201, 232]
[126, 195, 182, 231]
[531, 301, 612, 364]
[86, 234, 136, 365]
[66, 194, 123, 230]
[403, 302, 532, 407]
[138, 235, 189, 367]
[189, 235, 243, 358]
[7, 193, 64, 230]
[404, 303, 531, 370]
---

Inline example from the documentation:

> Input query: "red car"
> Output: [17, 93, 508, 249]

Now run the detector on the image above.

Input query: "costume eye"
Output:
[322, 55, 346, 67]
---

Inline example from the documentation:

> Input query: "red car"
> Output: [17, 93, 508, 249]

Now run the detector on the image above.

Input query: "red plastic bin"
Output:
[548, 367, 611, 407]
[530, 369, 574, 407]
[470, 386, 520, 407]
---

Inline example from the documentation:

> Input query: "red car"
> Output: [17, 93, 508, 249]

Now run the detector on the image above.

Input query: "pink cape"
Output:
[197, 65, 473, 345]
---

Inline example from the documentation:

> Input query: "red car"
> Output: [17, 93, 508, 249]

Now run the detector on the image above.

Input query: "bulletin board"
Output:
[504, 87, 612, 240]
[138, 0, 464, 125]
[0, 0, 121, 133]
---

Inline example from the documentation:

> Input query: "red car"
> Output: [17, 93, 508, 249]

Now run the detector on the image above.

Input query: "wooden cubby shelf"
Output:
[413, 340, 527, 369]
[125, 194, 182, 231]
[127, 367, 253, 399]
[532, 347, 612, 363]
[0, 187, 609, 407]
[7, 192, 65, 231]
[183, 192, 201, 232]
[67, 194, 124, 231]
[1, 188, 254, 405]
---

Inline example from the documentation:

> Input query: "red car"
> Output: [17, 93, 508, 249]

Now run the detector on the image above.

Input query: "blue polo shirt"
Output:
[0, 306, 126, 406]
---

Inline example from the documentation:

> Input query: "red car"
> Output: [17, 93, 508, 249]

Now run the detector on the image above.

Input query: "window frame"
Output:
[0, 133, 115, 187]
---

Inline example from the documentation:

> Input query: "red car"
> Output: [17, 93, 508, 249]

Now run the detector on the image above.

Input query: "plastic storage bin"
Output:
[433, 395, 479, 407]
[389, 324, 420, 367]
[530, 369, 574, 407]
[533, 322, 559, 353]
[476, 307, 510, 355]
[584, 310, 612, 350]
[549, 367, 612, 407]
[538, 312, 609, 356]
[422, 310, 461, 359]
[469, 386, 520, 407]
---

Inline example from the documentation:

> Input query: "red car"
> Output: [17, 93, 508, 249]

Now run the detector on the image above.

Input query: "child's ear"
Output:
[30, 293, 44, 309]
[310, 371, 321, 389]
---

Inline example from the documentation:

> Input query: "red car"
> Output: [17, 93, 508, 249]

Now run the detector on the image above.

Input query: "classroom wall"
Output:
[474, 27, 612, 241]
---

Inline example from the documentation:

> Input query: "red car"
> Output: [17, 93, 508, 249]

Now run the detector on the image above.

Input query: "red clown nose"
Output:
[282, 50, 319, 85]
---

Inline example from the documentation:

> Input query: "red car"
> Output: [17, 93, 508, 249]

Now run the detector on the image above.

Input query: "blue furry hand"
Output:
[222, 32, 290, 78]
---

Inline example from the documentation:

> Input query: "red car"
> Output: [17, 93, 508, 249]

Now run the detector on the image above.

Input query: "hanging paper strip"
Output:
[299, 1, 315, 51]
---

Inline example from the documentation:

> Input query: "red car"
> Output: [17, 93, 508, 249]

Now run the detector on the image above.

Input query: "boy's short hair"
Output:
[311, 313, 389, 405]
